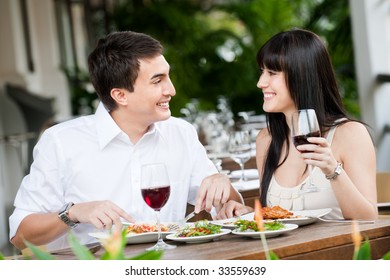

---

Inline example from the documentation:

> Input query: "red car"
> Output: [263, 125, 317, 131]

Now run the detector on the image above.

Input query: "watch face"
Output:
[335, 163, 342, 174]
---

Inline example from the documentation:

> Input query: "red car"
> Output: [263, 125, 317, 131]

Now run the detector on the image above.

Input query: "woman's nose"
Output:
[257, 75, 267, 89]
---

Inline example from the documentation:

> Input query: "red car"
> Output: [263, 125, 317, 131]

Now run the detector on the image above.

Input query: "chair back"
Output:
[377, 172, 390, 203]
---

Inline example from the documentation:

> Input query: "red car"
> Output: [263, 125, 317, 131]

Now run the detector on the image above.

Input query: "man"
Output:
[9, 31, 241, 251]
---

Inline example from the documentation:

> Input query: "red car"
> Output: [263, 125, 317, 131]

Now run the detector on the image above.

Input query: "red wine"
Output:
[141, 186, 170, 211]
[293, 131, 320, 152]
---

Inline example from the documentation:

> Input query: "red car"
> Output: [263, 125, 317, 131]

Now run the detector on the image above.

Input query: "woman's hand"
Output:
[297, 137, 339, 177]
[215, 200, 253, 220]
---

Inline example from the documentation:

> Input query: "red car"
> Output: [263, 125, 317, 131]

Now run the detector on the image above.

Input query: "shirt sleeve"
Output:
[9, 130, 65, 240]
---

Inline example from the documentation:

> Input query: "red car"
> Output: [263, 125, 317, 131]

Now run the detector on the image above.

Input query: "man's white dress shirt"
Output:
[9, 103, 220, 250]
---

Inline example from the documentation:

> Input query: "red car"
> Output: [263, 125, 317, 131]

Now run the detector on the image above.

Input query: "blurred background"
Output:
[0, 0, 389, 254]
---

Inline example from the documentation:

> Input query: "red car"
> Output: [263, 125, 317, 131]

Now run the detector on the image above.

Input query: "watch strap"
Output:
[325, 162, 343, 180]
[58, 202, 79, 228]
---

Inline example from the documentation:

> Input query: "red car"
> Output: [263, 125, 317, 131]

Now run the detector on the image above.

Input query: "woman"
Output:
[217, 28, 377, 220]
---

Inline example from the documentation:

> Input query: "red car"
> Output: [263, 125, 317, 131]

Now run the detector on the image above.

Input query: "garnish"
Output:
[234, 219, 284, 232]
[176, 220, 222, 237]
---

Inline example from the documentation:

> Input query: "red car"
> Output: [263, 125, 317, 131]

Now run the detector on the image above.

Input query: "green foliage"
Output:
[383, 251, 390, 260]
[67, 232, 96, 260]
[304, 0, 360, 118]
[4, 230, 163, 260]
[24, 240, 57, 260]
[269, 251, 280, 260]
[68, 0, 358, 118]
[0, 252, 5, 260]
[353, 240, 371, 260]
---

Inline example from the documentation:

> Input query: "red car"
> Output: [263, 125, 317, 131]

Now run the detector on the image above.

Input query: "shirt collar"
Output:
[94, 102, 122, 149]
[94, 102, 166, 149]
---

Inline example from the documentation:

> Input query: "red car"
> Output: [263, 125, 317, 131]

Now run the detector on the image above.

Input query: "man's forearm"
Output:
[11, 213, 69, 250]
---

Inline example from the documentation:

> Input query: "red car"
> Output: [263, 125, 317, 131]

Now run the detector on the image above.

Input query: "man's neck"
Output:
[110, 110, 150, 144]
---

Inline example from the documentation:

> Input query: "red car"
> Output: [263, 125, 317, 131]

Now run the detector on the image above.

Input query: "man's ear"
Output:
[110, 88, 128, 106]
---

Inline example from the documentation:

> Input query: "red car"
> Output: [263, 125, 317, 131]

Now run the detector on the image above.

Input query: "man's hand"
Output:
[195, 173, 232, 213]
[69, 200, 135, 231]
[216, 200, 253, 220]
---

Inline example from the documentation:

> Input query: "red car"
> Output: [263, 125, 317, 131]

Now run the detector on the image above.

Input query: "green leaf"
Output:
[382, 251, 390, 260]
[353, 240, 371, 260]
[68, 232, 96, 260]
[129, 250, 163, 260]
[268, 251, 280, 260]
[24, 240, 56, 260]
[0, 252, 5, 260]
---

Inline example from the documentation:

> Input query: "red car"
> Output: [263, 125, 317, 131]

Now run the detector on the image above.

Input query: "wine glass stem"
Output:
[155, 210, 162, 243]
[308, 164, 314, 187]
[239, 162, 246, 181]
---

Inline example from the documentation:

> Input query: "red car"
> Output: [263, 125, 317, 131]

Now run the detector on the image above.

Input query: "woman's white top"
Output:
[267, 125, 342, 219]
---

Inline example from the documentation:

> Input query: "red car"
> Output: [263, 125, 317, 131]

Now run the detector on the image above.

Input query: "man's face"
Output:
[126, 55, 176, 127]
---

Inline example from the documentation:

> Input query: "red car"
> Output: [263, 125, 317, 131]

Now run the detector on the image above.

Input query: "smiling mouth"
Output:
[263, 93, 275, 99]
[157, 101, 169, 108]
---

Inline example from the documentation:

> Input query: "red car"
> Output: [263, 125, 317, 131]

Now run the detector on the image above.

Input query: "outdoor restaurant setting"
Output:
[0, 0, 390, 274]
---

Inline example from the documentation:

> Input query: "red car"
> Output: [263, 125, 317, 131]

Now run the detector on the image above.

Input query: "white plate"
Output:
[288, 208, 332, 225]
[231, 223, 298, 238]
[166, 229, 231, 244]
[88, 230, 175, 245]
[89, 221, 178, 244]
[210, 208, 332, 228]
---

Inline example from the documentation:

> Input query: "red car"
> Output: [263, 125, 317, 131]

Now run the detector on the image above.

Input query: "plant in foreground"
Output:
[0, 228, 162, 260]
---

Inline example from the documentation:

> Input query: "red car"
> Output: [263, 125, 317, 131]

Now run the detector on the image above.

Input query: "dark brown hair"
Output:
[88, 31, 163, 111]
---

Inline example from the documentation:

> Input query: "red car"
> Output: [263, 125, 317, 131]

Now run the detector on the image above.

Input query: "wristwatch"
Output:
[325, 162, 343, 180]
[58, 202, 79, 228]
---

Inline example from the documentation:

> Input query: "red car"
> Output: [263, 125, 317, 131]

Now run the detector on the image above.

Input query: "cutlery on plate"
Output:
[179, 211, 198, 225]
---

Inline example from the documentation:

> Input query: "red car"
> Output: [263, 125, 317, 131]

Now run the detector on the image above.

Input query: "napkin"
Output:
[229, 169, 259, 180]
[232, 179, 260, 191]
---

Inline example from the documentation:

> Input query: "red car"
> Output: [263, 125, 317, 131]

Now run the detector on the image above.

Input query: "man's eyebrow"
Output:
[150, 73, 166, 80]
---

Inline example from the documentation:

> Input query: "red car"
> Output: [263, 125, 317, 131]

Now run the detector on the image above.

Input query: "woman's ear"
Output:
[110, 88, 128, 106]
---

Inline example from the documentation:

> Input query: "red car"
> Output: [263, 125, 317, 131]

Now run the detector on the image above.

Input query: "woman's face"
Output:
[256, 67, 296, 116]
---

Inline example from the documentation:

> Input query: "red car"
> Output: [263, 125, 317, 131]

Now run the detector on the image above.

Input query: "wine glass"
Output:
[140, 163, 176, 251]
[291, 109, 321, 193]
[228, 130, 252, 181]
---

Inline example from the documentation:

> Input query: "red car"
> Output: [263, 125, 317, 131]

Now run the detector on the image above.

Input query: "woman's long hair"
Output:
[256, 28, 349, 205]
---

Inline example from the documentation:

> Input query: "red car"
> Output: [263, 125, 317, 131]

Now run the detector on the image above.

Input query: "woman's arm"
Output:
[302, 122, 378, 219]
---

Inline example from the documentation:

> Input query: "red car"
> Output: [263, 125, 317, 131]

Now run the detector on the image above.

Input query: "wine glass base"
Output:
[145, 240, 176, 251]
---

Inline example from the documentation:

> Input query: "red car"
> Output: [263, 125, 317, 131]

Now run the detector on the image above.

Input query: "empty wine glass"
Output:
[140, 163, 176, 251]
[291, 109, 321, 193]
[228, 130, 252, 181]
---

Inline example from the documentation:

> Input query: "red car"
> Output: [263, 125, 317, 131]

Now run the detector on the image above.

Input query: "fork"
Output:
[166, 211, 199, 232]
[315, 217, 375, 224]
[179, 211, 198, 225]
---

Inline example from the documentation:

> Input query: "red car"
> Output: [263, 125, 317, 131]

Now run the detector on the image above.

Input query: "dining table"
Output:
[34, 215, 390, 260]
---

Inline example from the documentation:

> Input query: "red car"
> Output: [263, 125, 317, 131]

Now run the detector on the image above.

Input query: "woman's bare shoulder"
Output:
[333, 121, 374, 152]
[256, 128, 271, 155]
[256, 127, 271, 142]
[335, 121, 372, 139]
